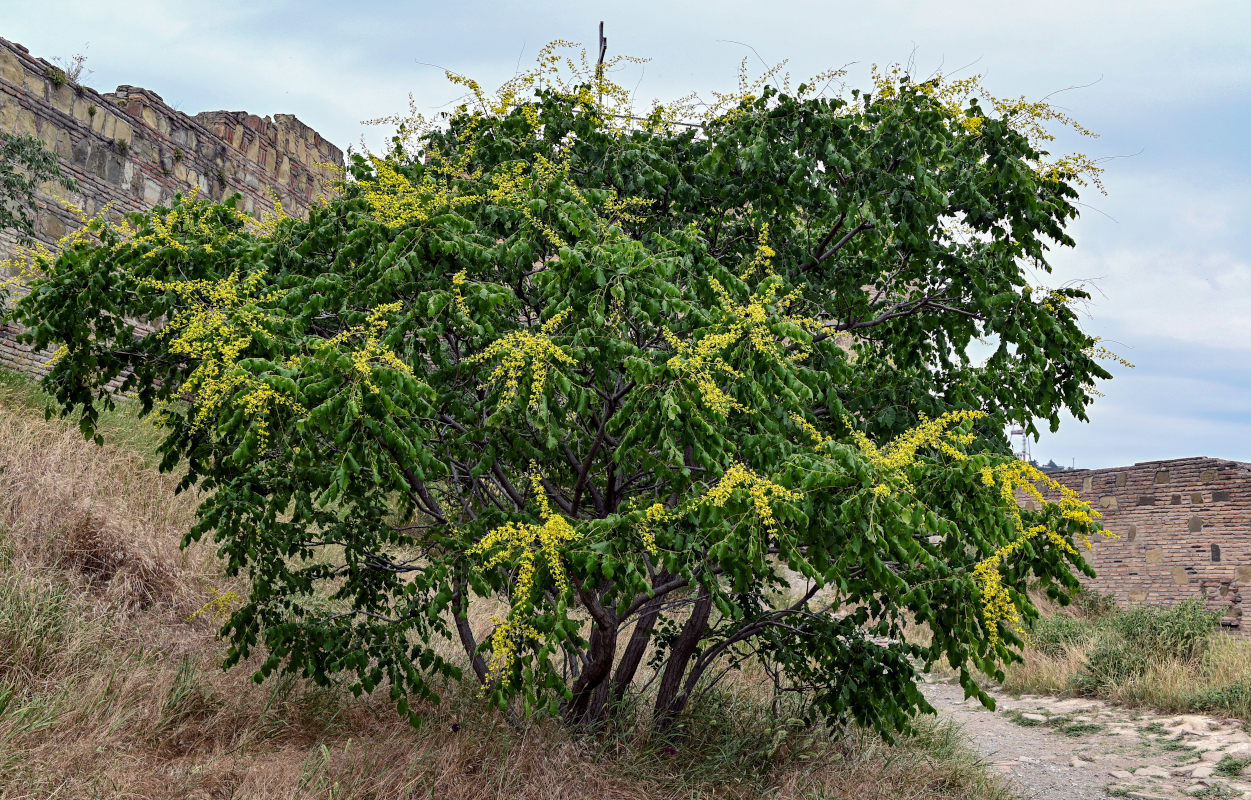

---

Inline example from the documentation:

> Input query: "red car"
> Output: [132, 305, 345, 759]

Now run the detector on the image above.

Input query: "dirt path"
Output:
[924, 678, 1251, 799]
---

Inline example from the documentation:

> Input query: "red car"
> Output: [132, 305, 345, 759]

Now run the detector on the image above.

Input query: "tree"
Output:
[0, 132, 76, 243]
[16, 46, 1109, 736]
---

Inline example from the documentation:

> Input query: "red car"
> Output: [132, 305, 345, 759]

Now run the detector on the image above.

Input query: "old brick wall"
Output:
[1037, 457, 1251, 632]
[0, 36, 343, 379]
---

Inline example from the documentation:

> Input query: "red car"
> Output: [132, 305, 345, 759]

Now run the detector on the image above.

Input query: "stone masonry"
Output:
[0, 36, 343, 377]
[1035, 457, 1251, 631]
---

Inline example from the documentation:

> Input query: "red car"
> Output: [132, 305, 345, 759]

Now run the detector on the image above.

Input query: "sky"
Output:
[3, 0, 1249, 469]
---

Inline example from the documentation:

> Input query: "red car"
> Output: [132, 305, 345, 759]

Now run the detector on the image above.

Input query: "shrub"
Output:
[16, 42, 1109, 737]
[1112, 600, 1219, 662]
[1073, 601, 1220, 693]
[1028, 614, 1096, 658]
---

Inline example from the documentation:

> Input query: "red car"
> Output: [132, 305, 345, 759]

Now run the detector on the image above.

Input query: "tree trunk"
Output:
[564, 621, 617, 724]
[652, 586, 712, 730]
[610, 592, 664, 705]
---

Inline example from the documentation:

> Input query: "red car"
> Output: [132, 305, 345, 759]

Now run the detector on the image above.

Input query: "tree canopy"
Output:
[15, 47, 1109, 736]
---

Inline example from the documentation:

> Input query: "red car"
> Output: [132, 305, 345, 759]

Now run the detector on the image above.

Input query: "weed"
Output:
[1214, 754, 1251, 778]
[1002, 709, 1102, 737]
[1194, 783, 1241, 799]
[47, 67, 67, 88]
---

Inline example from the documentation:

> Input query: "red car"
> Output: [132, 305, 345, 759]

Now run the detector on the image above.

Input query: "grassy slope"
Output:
[1003, 591, 1251, 724]
[0, 369, 1011, 800]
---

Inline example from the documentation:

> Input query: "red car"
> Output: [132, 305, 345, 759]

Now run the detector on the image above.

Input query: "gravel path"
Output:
[924, 679, 1251, 799]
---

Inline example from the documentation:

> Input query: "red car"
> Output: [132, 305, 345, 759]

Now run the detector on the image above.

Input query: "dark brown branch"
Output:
[799, 220, 876, 273]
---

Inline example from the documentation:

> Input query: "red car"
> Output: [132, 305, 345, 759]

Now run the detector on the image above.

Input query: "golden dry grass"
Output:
[1002, 590, 1251, 724]
[0, 370, 1012, 800]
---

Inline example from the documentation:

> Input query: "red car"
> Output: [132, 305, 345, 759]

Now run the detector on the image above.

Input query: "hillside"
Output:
[0, 368, 1010, 799]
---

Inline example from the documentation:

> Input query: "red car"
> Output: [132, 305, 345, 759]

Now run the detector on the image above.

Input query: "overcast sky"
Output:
[4, 1, 1249, 469]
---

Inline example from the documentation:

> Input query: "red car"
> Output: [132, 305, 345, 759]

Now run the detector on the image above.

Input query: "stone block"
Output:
[1189, 516, 1205, 532]
[50, 83, 74, 114]
[142, 178, 163, 205]
[0, 101, 17, 131]
[72, 99, 92, 124]
[0, 49, 23, 84]
[1116, 473, 1127, 487]
[1237, 566, 1251, 583]
[1130, 589, 1148, 603]
[22, 68, 45, 95]
[1100, 495, 1119, 510]
[1155, 470, 1171, 484]
[15, 108, 37, 136]
[1202, 469, 1217, 483]
[1146, 547, 1163, 564]
[1191, 492, 1205, 504]
[113, 119, 133, 145]
[1127, 524, 1138, 541]
[1137, 495, 1157, 505]
[1173, 566, 1190, 585]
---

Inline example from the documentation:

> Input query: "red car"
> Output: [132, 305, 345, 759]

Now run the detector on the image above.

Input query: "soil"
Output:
[925, 678, 1251, 799]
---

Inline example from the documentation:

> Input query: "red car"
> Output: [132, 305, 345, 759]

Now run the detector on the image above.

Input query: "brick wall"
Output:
[0, 36, 343, 379]
[1036, 457, 1251, 631]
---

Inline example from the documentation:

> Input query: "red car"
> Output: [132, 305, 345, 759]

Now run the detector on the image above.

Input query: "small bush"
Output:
[1028, 614, 1096, 657]
[1112, 600, 1219, 662]
[1071, 586, 1118, 619]
[1188, 681, 1251, 717]
[1072, 602, 1218, 694]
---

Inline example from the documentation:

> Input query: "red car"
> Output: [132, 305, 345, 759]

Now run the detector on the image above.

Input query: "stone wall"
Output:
[0, 36, 343, 378]
[1038, 457, 1251, 631]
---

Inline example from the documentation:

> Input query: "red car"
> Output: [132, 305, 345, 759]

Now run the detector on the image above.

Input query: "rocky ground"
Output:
[926, 679, 1251, 800]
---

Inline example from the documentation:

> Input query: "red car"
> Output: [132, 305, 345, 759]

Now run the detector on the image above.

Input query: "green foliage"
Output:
[0, 132, 75, 243]
[1113, 600, 1219, 661]
[1027, 614, 1096, 657]
[1075, 600, 1219, 692]
[15, 51, 1109, 738]
[1071, 585, 1118, 619]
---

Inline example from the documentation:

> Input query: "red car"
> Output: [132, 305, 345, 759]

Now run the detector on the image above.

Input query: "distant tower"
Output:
[1010, 426, 1032, 464]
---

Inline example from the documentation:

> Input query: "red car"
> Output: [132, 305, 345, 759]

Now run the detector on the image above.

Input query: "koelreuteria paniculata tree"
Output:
[15, 43, 1111, 735]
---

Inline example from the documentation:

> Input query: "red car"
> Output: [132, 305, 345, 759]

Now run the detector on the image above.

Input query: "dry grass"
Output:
[1002, 590, 1251, 725]
[0, 369, 1013, 800]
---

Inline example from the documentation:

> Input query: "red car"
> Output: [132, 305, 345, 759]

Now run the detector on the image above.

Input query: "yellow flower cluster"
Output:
[145, 270, 304, 445]
[467, 309, 575, 410]
[470, 470, 581, 685]
[318, 302, 413, 394]
[697, 462, 800, 536]
[664, 276, 818, 417]
[738, 224, 777, 280]
[663, 325, 748, 417]
[868, 63, 1105, 193]
[972, 459, 1103, 645]
[634, 502, 669, 557]
[187, 586, 242, 623]
[790, 412, 830, 447]
[851, 410, 984, 497]
[451, 270, 471, 317]
[483, 616, 542, 687]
